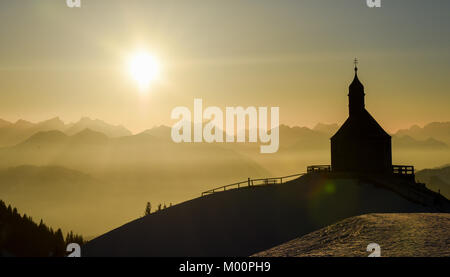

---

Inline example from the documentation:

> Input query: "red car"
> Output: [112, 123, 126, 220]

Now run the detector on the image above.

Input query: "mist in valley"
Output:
[0, 119, 449, 237]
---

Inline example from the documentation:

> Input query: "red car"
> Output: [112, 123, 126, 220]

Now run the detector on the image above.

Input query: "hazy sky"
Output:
[0, 0, 449, 133]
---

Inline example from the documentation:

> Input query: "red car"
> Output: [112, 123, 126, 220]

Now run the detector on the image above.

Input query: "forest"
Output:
[0, 199, 83, 257]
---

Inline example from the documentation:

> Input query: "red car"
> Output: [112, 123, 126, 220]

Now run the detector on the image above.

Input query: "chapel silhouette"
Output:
[330, 62, 392, 174]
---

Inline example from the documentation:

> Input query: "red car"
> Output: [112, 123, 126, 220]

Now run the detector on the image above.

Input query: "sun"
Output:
[128, 52, 160, 90]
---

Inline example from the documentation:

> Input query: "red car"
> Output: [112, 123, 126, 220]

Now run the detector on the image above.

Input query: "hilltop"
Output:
[253, 213, 450, 257]
[83, 173, 449, 257]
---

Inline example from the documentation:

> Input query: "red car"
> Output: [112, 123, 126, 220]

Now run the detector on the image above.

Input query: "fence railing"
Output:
[392, 165, 414, 175]
[307, 165, 332, 173]
[201, 165, 415, 196]
[306, 164, 415, 176]
[201, 173, 305, 196]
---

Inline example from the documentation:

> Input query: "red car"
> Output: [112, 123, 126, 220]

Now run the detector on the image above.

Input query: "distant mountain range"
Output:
[393, 135, 448, 150]
[0, 124, 270, 236]
[0, 117, 131, 147]
[1, 117, 449, 148]
[0, 117, 448, 236]
[312, 123, 339, 136]
[0, 165, 98, 202]
[0, 165, 107, 236]
[64, 117, 131, 138]
[396, 122, 450, 144]
[277, 122, 450, 151]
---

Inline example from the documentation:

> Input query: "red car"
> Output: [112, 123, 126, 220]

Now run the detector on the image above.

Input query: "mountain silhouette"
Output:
[20, 130, 68, 146]
[416, 165, 450, 198]
[13, 119, 35, 129]
[0, 119, 12, 128]
[140, 125, 172, 140]
[312, 123, 339, 136]
[65, 117, 131, 138]
[15, 129, 111, 150]
[0, 117, 449, 237]
[83, 173, 449, 257]
[276, 124, 329, 151]
[1, 117, 448, 151]
[0, 165, 105, 235]
[0, 117, 132, 147]
[0, 127, 269, 236]
[395, 122, 450, 145]
[70, 128, 109, 145]
[36, 117, 66, 130]
[393, 135, 448, 149]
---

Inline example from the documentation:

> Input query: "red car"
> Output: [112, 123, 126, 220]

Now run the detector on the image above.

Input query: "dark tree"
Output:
[0, 199, 84, 257]
[144, 202, 151, 216]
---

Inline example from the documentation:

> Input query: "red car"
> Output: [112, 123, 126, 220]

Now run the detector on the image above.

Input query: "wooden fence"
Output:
[201, 164, 415, 196]
[201, 173, 305, 196]
[392, 165, 414, 175]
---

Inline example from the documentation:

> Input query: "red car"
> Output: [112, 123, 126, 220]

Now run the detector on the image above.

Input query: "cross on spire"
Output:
[354, 58, 358, 72]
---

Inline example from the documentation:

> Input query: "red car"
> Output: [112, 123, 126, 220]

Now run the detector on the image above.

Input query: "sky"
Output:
[0, 0, 449, 133]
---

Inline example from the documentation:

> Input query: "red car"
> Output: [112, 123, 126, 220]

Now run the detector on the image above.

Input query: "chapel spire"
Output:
[348, 58, 365, 117]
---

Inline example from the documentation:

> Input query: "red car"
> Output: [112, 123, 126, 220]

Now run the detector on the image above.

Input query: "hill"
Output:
[313, 123, 339, 136]
[0, 129, 269, 236]
[0, 165, 111, 236]
[82, 173, 449, 257]
[392, 135, 448, 150]
[416, 165, 450, 198]
[0, 119, 11, 128]
[253, 213, 450, 257]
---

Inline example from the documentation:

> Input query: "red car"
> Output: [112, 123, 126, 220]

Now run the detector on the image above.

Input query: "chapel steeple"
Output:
[331, 60, 392, 174]
[348, 58, 365, 117]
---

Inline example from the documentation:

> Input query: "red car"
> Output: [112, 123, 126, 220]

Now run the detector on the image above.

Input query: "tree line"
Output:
[144, 201, 172, 216]
[0, 199, 84, 257]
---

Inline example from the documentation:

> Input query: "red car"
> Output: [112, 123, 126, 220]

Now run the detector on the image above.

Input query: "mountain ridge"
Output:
[0, 117, 132, 147]
[82, 173, 449, 256]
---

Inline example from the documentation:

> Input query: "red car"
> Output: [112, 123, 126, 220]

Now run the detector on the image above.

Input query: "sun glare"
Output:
[128, 52, 160, 90]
